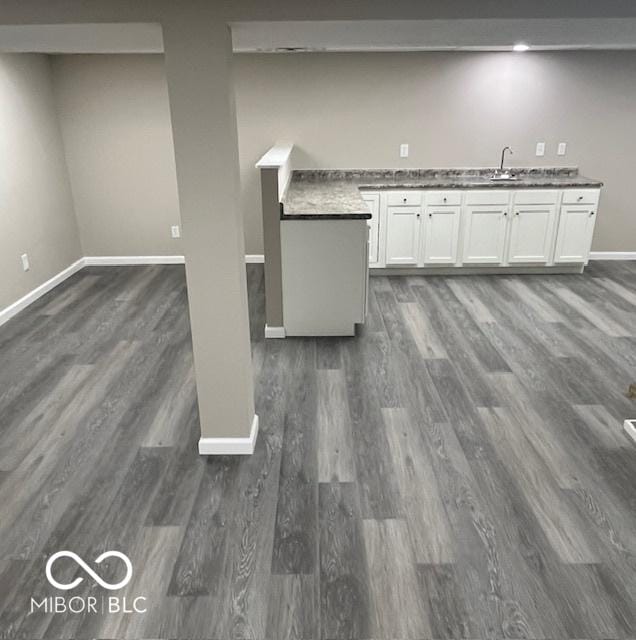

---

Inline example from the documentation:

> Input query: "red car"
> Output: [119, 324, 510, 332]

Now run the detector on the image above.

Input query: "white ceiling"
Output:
[1, 18, 636, 55]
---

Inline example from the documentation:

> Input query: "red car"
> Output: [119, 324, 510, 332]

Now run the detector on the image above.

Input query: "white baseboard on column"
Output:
[198, 415, 259, 455]
[624, 419, 636, 444]
[264, 324, 286, 339]
[245, 254, 265, 263]
[589, 252, 636, 260]
[0, 258, 85, 328]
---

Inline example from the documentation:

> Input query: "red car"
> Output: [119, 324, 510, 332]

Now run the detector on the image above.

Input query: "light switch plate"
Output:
[400, 143, 409, 158]
[535, 142, 545, 157]
[557, 142, 567, 156]
[171, 225, 181, 239]
[21, 253, 29, 271]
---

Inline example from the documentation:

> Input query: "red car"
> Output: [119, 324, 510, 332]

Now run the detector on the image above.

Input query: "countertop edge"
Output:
[358, 180, 604, 190]
[280, 212, 372, 220]
[279, 201, 371, 220]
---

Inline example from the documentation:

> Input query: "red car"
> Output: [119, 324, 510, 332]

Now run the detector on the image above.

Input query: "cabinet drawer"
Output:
[562, 189, 600, 205]
[425, 191, 462, 206]
[464, 190, 510, 206]
[386, 191, 422, 206]
[514, 190, 558, 205]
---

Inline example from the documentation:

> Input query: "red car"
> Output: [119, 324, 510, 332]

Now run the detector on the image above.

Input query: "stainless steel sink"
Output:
[491, 146, 517, 181]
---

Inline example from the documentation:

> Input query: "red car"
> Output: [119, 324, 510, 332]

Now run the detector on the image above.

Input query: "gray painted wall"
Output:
[0, 54, 81, 310]
[51, 50, 636, 256]
[51, 54, 182, 256]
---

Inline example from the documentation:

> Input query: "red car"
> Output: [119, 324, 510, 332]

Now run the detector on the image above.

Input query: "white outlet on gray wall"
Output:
[171, 225, 181, 239]
[21, 253, 30, 271]
[399, 143, 409, 158]
[535, 142, 545, 156]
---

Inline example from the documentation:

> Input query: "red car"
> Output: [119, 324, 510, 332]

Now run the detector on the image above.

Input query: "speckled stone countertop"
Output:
[280, 167, 603, 219]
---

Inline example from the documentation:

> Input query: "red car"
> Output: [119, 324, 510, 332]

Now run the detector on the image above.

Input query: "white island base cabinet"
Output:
[281, 219, 368, 336]
[361, 187, 600, 272]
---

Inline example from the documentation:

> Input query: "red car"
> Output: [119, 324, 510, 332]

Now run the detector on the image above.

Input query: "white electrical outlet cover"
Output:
[535, 142, 545, 156]
[171, 225, 181, 238]
[557, 142, 567, 156]
[400, 143, 409, 158]
[21, 253, 30, 271]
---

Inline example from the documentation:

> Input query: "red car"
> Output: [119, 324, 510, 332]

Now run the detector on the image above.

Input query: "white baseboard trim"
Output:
[83, 255, 185, 266]
[1, 254, 266, 326]
[264, 324, 286, 339]
[83, 254, 265, 265]
[0, 258, 85, 328]
[198, 414, 259, 455]
[589, 251, 636, 261]
[624, 419, 636, 444]
[245, 254, 265, 263]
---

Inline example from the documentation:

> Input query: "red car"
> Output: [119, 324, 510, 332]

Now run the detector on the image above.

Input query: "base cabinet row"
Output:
[362, 189, 599, 268]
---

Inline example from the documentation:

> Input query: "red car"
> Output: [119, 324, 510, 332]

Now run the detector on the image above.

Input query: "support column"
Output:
[162, 17, 257, 454]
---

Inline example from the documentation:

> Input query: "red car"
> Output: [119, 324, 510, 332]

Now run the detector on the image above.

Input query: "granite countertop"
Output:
[280, 167, 603, 220]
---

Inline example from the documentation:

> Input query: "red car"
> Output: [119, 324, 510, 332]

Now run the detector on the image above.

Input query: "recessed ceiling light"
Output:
[513, 43, 530, 52]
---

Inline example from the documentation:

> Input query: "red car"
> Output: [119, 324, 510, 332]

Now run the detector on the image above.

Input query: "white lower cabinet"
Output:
[462, 205, 508, 264]
[385, 205, 421, 265]
[507, 204, 557, 263]
[554, 205, 597, 263]
[372, 187, 599, 269]
[422, 206, 461, 264]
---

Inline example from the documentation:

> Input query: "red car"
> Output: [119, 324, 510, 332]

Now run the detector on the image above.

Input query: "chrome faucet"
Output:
[496, 146, 513, 177]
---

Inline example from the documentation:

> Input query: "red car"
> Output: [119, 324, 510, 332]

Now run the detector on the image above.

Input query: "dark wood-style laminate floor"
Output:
[0, 261, 635, 640]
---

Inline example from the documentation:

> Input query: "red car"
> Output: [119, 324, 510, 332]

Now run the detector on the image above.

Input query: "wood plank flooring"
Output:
[0, 261, 635, 639]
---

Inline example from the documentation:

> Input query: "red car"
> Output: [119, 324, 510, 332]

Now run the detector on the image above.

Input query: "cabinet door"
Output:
[385, 206, 421, 265]
[507, 204, 556, 263]
[422, 206, 461, 264]
[554, 205, 597, 263]
[462, 205, 507, 264]
[361, 192, 380, 265]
